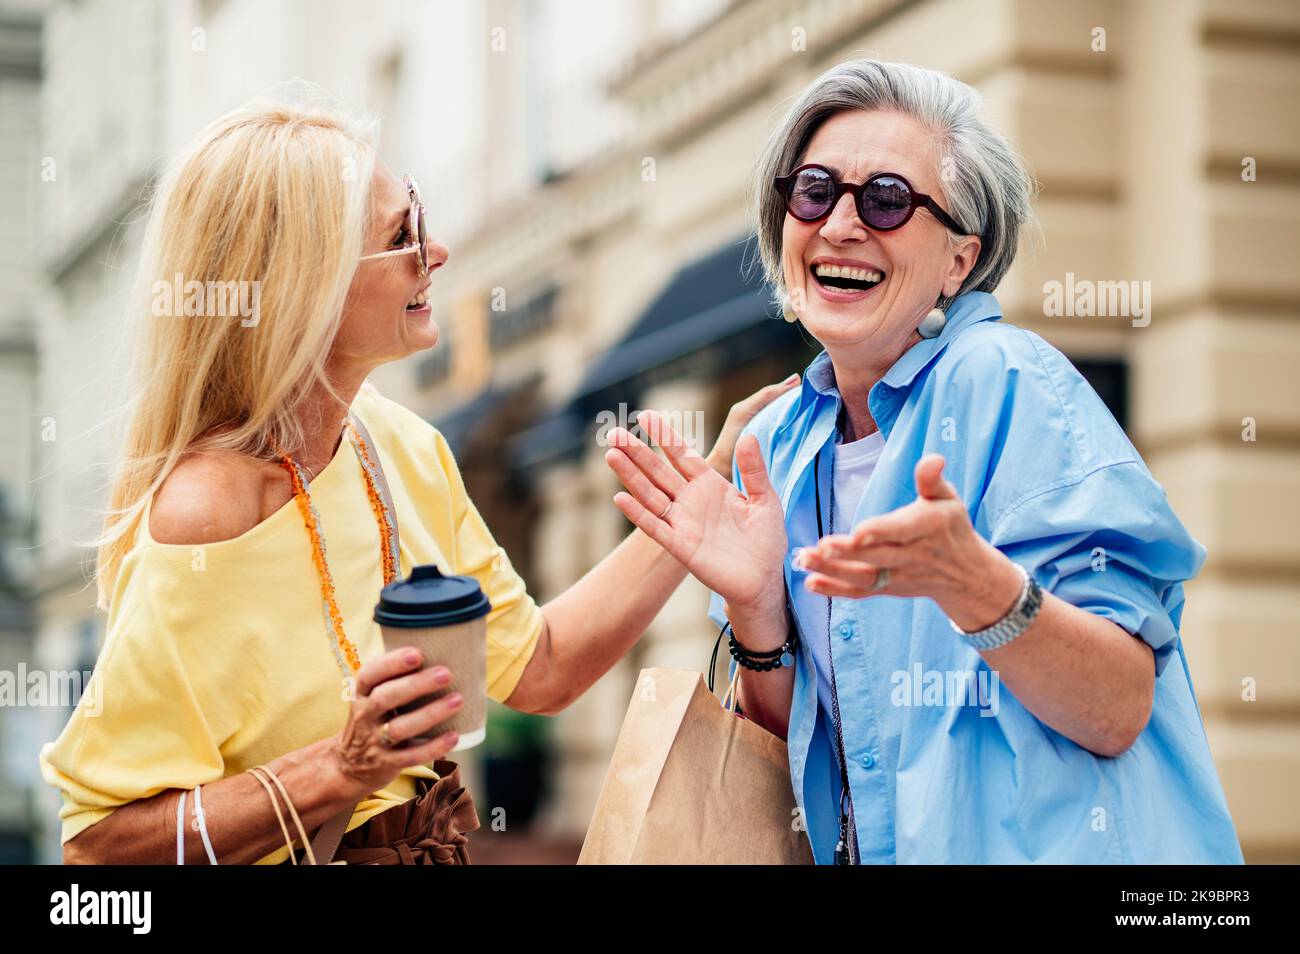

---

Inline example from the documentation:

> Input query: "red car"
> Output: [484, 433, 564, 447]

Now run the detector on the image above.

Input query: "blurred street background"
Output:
[0, 0, 1297, 863]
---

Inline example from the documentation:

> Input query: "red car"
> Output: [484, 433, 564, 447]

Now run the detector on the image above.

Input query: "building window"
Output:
[490, 285, 558, 351]
[416, 332, 453, 389]
[1068, 356, 1128, 432]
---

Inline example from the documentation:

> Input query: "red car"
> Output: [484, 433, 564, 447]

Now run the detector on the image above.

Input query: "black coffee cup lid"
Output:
[374, 564, 491, 628]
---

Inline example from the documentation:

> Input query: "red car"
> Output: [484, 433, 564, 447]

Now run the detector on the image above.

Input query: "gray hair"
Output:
[750, 58, 1038, 307]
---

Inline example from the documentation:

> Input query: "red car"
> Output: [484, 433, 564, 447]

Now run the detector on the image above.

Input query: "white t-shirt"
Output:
[832, 429, 887, 538]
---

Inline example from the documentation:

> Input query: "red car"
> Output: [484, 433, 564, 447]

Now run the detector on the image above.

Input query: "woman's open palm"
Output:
[604, 410, 787, 612]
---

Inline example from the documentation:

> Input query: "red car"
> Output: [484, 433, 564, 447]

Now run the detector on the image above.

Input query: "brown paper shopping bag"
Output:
[578, 667, 814, 864]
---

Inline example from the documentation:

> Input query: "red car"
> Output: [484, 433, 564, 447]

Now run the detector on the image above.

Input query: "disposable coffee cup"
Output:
[374, 564, 491, 751]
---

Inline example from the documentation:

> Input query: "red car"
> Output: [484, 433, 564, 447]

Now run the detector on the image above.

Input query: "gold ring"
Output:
[658, 500, 673, 520]
[380, 722, 395, 747]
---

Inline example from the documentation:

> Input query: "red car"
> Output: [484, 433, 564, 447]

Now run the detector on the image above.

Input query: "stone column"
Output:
[1122, 0, 1300, 861]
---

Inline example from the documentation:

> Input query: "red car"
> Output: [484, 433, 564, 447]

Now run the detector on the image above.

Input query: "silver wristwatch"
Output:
[949, 562, 1042, 650]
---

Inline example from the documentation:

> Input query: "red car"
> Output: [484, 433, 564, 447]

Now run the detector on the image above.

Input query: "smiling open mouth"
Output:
[812, 263, 886, 292]
[405, 287, 429, 310]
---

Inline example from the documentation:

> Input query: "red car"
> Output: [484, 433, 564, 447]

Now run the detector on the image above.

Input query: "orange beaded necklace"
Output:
[275, 415, 398, 675]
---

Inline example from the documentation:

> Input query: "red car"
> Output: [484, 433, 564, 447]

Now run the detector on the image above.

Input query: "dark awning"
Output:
[511, 237, 804, 471]
[573, 239, 772, 397]
[430, 374, 542, 457]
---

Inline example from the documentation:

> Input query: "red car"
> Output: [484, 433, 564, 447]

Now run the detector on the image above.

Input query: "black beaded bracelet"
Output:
[726, 622, 798, 672]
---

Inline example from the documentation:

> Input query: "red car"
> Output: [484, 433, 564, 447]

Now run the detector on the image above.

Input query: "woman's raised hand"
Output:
[703, 374, 800, 477]
[605, 410, 788, 616]
[794, 453, 1023, 632]
[330, 647, 464, 796]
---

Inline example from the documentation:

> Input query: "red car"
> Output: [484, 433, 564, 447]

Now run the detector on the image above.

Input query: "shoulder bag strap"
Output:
[307, 409, 402, 865]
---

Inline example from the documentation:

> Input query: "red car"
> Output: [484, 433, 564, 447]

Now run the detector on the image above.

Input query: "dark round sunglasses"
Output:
[774, 163, 968, 234]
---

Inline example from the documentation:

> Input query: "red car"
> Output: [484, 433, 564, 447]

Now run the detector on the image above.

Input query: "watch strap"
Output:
[949, 562, 1043, 650]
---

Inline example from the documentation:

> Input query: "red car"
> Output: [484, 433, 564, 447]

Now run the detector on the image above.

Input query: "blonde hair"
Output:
[93, 91, 379, 608]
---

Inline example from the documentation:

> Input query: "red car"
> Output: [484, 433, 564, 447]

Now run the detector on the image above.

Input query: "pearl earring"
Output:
[917, 296, 949, 338]
[782, 293, 799, 323]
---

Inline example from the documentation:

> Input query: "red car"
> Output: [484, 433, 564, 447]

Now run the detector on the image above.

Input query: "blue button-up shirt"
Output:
[709, 290, 1243, 863]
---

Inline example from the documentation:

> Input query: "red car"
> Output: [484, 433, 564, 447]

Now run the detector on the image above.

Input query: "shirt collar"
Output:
[797, 290, 1004, 406]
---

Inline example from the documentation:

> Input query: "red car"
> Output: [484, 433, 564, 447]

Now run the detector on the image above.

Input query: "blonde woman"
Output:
[38, 97, 795, 864]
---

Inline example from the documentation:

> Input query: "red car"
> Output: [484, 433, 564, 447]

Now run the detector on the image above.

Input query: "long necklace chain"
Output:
[275, 417, 398, 674]
[820, 420, 857, 865]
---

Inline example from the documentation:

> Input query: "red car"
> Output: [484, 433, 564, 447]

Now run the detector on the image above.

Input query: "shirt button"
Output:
[838, 622, 855, 639]
[859, 753, 875, 769]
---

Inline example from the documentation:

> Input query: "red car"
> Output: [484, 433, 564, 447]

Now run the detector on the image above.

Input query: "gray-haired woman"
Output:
[604, 58, 1242, 864]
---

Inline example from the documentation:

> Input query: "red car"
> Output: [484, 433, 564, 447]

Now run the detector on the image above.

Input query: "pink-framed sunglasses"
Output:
[358, 173, 428, 278]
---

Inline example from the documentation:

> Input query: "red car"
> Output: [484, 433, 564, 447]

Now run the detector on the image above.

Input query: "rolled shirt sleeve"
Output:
[988, 460, 1207, 677]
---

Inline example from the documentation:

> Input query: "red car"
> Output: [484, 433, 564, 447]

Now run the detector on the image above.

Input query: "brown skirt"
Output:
[290, 760, 480, 865]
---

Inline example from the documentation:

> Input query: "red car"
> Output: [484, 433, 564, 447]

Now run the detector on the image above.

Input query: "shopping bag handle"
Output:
[708, 620, 742, 714]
